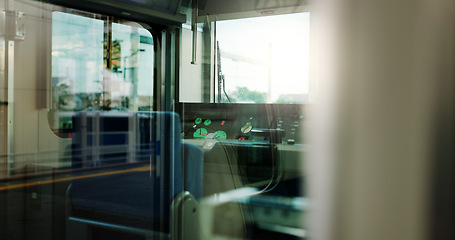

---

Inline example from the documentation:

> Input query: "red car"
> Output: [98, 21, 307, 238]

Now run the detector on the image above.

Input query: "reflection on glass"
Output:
[110, 23, 154, 111]
[1, 1, 307, 240]
[51, 12, 154, 133]
[52, 12, 104, 111]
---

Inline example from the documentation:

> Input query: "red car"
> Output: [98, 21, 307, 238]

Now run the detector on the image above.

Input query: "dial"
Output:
[214, 130, 227, 140]
[241, 122, 253, 134]
[204, 119, 212, 126]
[193, 128, 208, 138]
[195, 118, 202, 124]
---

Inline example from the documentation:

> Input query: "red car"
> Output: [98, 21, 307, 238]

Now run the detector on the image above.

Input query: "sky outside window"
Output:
[217, 12, 310, 103]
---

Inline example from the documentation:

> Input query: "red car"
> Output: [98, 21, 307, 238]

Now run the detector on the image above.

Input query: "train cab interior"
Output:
[1, 0, 310, 239]
[2, 1, 454, 240]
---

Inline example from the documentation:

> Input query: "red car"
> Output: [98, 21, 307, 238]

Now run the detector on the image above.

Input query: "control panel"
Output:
[178, 103, 305, 144]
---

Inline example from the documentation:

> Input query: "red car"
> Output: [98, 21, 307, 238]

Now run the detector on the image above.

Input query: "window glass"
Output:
[216, 13, 310, 104]
[51, 12, 154, 133]
[1, 1, 306, 239]
[109, 23, 154, 110]
[52, 12, 104, 111]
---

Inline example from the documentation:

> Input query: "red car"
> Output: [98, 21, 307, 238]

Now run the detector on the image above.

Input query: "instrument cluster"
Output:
[178, 103, 305, 144]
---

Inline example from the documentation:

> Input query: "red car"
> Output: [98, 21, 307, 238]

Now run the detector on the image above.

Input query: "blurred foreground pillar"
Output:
[307, 0, 455, 240]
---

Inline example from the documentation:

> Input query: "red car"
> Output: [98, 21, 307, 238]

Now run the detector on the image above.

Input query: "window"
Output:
[216, 12, 311, 104]
[50, 12, 154, 134]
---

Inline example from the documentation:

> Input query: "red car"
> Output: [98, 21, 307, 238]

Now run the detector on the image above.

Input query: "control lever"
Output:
[251, 128, 285, 144]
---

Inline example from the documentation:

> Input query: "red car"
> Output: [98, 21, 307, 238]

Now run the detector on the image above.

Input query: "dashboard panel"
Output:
[177, 103, 305, 144]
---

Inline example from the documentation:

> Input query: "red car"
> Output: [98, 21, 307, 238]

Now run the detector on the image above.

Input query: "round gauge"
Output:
[214, 130, 227, 140]
[195, 118, 202, 124]
[204, 119, 212, 126]
[193, 128, 208, 138]
[241, 122, 253, 134]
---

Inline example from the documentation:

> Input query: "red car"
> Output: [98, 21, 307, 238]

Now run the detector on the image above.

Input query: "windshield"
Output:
[216, 13, 311, 104]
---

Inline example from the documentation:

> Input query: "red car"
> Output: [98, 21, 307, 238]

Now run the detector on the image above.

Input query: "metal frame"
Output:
[156, 26, 180, 111]
[38, 0, 187, 25]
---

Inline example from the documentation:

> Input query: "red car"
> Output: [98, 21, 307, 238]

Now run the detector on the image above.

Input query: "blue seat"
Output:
[68, 111, 203, 237]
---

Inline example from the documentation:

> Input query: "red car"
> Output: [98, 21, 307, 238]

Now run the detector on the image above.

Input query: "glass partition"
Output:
[0, 1, 307, 239]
